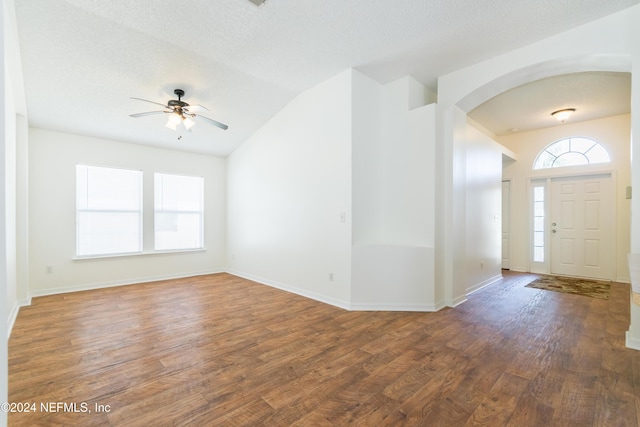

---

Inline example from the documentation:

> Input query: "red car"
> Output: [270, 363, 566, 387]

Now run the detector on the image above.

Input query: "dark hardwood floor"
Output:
[8, 271, 640, 426]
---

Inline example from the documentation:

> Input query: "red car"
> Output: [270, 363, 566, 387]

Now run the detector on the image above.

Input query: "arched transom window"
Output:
[533, 137, 610, 170]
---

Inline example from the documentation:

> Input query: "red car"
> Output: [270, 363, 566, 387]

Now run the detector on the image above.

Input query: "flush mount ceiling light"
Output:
[551, 108, 576, 123]
[130, 89, 229, 132]
[248, 0, 266, 5]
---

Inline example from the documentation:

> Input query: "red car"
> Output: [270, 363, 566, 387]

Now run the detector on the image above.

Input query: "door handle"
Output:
[552, 229, 557, 233]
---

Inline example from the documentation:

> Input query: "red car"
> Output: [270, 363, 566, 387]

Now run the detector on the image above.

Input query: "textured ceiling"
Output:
[14, 0, 640, 156]
[469, 72, 632, 136]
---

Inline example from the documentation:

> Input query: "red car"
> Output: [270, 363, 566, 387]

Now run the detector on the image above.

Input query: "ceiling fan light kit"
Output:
[130, 88, 229, 134]
[183, 117, 195, 130]
[165, 112, 182, 130]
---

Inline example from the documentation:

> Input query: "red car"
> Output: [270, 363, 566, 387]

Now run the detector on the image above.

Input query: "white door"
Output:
[502, 180, 510, 269]
[550, 174, 613, 280]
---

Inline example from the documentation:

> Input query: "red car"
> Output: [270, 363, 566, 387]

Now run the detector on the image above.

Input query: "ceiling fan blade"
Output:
[129, 110, 168, 118]
[196, 114, 228, 130]
[184, 104, 209, 113]
[130, 97, 170, 109]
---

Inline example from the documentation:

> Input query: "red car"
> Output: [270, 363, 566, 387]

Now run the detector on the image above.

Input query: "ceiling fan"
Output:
[130, 89, 228, 131]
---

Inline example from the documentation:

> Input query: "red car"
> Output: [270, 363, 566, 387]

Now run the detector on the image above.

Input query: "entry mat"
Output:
[525, 275, 610, 300]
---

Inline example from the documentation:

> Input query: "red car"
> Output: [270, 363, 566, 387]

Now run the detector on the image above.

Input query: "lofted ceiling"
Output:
[13, 0, 640, 157]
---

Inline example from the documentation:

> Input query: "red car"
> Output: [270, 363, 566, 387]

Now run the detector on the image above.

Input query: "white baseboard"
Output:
[227, 269, 351, 310]
[227, 269, 449, 312]
[467, 274, 502, 295]
[7, 302, 19, 340]
[625, 331, 640, 351]
[348, 302, 441, 312]
[433, 299, 447, 311]
[447, 294, 468, 308]
[10, 270, 224, 339]
[17, 267, 452, 320]
[7, 297, 33, 340]
[28, 269, 225, 299]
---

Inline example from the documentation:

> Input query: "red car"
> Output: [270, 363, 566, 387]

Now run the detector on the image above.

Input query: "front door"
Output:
[550, 174, 613, 280]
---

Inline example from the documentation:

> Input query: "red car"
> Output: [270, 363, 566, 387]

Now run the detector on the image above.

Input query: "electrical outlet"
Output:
[46, 266, 53, 274]
[329, 273, 334, 281]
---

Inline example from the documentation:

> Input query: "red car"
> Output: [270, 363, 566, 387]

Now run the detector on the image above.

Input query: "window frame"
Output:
[75, 164, 144, 258]
[530, 179, 549, 274]
[153, 172, 205, 252]
[533, 136, 610, 170]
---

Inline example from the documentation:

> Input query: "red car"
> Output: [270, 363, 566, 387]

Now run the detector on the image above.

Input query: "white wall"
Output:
[28, 128, 226, 296]
[380, 77, 434, 246]
[351, 70, 384, 246]
[351, 74, 436, 247]
[498, 114, 631, 281]
[442, 106, 470, 306]
[228, 70, 439, 311]
[15, 114, 27, 309]
[227, 69, 353, 307]
[465, 125, 503, 292]
[4, 0, 26, 337]
[351, 74, 438, 310]
[627, 7, 640, 350]
[4, 58, 16, 325]
[2, 0, 26, 422]
[0, 1, 8, 423]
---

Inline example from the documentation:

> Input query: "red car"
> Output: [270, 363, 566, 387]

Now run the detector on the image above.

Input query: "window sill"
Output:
[73, 248, 206, 261]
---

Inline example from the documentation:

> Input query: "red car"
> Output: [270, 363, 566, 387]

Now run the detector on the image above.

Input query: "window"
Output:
[154, 173, 204, 251]
[76, 165, 143, 256]
[533, 137, 610, 170]
[532, 185, 545, 263]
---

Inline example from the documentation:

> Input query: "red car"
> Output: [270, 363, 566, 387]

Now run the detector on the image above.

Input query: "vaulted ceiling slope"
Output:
[14, 0, 640, 156]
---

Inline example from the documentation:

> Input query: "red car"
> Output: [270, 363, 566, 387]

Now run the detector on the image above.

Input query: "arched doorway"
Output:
[435, 54, 633, 307]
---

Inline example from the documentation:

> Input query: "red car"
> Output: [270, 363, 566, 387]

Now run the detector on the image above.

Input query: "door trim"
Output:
[528, 170, 617, 280]
[502, 180, 511, 270]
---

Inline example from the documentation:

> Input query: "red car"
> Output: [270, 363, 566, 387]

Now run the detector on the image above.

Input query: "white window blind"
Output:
[76, 165, 143, 256]
[154, 173, 204, 251]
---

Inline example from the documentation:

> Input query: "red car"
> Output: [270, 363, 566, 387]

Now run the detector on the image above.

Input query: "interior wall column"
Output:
[16, 114, 28, 307]
[626, 47, 640, 351]
[436, 103, 468, 307]
[0, 0, 10, 424]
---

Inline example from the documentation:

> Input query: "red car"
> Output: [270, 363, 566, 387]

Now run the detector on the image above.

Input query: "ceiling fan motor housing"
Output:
[170, 89, 189, 108]
[168, 99, 189, 108]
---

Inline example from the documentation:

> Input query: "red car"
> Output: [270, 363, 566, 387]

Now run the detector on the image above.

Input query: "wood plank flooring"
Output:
[8, 271, 640, 426]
